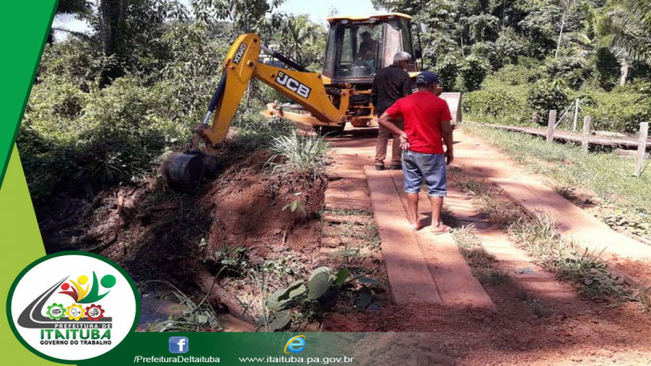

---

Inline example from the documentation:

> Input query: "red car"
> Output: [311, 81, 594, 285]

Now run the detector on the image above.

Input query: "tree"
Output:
[190, 0, 285, 34]
[94, 0, 187, 86]
[57, 0, 91, 14]
[275, 15, 325, 67]
[463, 13, 500, 43]
[555, 0, 574, 59]
[597, 1, 651, 85]
[51, 0, 92, 43]
[623, 0, 651, 30]
[370, 0, 426, 14]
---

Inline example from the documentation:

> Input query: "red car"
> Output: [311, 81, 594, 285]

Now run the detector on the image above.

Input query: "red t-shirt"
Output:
[385, 91, 452, 154]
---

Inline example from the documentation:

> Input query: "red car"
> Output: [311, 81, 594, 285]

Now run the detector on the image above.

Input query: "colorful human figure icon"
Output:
[70, 275, 90, 301]
[59, 282, 79, 301]
[57, 273, 117, 303]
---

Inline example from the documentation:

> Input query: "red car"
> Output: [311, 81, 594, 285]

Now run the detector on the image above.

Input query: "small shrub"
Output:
[495, 30, 528, 64]
[232, 112, 295, 150]
[579, 90, 651, 133]
[436, 55, 461, 91]
[545, 56, 593, 90]
[463, 87, 530, 125]
[463, 62, 543, 125]
[268, 133, 329, 177]
[483, 63, 542, 87]
[471, 41, 502, 71]
[478, 269, 511, 285]
[460, 55, 489, 92]
[526, 80, 569, 123]
[594, 48, 620, 91]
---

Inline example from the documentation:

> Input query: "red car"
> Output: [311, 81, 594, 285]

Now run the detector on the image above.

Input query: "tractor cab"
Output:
[323, 13, 419, 84]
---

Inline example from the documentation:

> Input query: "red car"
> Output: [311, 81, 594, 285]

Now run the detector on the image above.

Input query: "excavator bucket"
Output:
[160, 152, 218, 191]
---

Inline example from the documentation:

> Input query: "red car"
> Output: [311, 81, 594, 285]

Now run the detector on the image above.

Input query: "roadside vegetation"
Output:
[20, 0, 327, 206]
[450, 170, 651, 312]
[452, 226, 511, 286]
[462, 122, 651, 242]
[374, 0, 651, 133]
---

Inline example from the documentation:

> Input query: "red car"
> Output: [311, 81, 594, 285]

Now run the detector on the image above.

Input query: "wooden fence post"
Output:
[582, 116, 591, 153]
[547, 110, 557, 143]
[635, 122, 649, 177]
[572, 99, 580, 131]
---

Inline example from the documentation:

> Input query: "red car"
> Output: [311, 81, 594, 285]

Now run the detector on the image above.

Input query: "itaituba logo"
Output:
[8, 252, 139, 362]
[46, 273, 115, 322]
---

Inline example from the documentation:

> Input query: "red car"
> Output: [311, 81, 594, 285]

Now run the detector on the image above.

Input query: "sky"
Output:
[276, 0, 380, 25]
[54, 0, 383, 38]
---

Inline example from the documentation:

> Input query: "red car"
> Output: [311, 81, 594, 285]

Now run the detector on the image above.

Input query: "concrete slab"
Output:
[365, 166, 442, 305]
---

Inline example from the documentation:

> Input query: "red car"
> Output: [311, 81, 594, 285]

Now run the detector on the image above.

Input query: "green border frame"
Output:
[6, 251, 141, 364]
[0, 1, 59, 190]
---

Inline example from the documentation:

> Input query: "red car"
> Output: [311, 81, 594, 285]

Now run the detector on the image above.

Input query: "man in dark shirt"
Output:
[372, 51, 412, 170]
[358, 31, 378, 59]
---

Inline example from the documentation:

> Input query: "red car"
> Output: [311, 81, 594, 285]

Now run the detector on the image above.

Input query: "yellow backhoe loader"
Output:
[162, 13, 462, 190]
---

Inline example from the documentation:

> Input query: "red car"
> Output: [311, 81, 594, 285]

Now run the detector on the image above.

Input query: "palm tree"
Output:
[623, 0, 651, 30]
[51, 0, 91, 43]
[597, 1, 651, 85]
[278, 15, 321, 65]
[57, 0, 91, 14]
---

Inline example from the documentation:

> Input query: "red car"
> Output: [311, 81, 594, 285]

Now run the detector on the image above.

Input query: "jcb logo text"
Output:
[276, 71, 312, 99]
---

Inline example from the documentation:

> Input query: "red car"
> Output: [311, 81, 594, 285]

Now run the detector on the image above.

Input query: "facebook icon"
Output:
[169, 336, 189, 354]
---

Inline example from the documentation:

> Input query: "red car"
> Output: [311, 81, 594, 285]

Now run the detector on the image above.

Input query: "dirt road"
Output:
[324, 128, 651, 365]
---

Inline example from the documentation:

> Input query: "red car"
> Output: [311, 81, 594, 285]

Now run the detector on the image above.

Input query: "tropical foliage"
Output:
[19, 0, 651, 204]
[371, 0, 650, 130]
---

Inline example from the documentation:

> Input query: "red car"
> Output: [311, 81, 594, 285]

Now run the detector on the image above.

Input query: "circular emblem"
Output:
[7, 252, 140, 363]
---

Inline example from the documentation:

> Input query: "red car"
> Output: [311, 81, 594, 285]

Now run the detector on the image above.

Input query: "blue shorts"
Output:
[402, 150, 447, 197]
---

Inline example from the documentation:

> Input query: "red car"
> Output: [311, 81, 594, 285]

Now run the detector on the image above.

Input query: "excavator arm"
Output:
[163, 34, 349, 190]
[194, 34, 349, 148]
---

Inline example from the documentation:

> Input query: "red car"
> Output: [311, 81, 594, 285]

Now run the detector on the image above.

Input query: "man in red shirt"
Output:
[378, 71, 454, 234]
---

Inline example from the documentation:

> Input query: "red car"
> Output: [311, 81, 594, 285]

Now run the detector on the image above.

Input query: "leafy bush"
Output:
[495, 29, 528, 64]
[481, 61, 543, 87]
[18, 75, 191, 204]
[545, 56, 593, 90]
[526, 80, 569, 123]
[232, 112, 295, 150]
[594, 48, 620, 91]
[463, 62, 541, 125]
[37, 39, 107, 88]
[263, 266, 381, 330]
[459, 55, 489, 92]
[78, 77, 188, 184]
[471, 42, 502, 71]
[435, 55, 461, 91]
[463, 86, 530, 125]
[18, 22, 240, 204]
[579, 90, 651, 133]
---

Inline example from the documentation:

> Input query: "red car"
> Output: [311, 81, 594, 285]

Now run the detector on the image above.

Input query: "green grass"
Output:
[454, 171, 645, 304]
[452, 175, 521, 228]
[508, 212, 633, 301]
[462, 123, 651, 214]
[452, 226, 511, 286]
